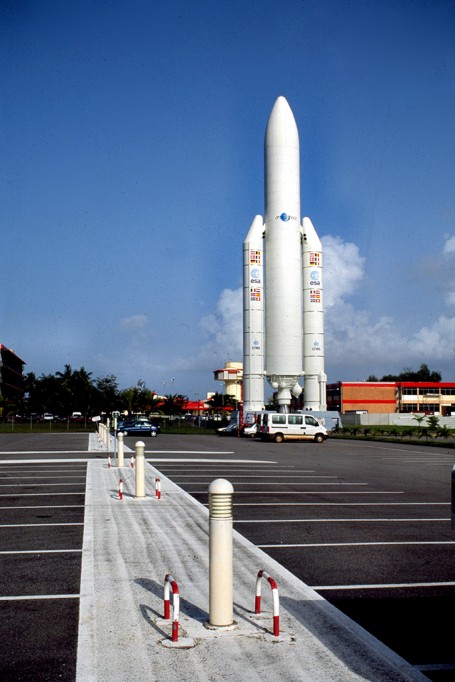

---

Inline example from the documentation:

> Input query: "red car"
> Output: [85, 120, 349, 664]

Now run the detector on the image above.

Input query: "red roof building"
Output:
[327, 381, 455, 416]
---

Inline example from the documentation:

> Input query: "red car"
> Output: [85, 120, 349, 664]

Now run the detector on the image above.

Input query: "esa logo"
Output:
[310, 270, 320, 285]
[275, 213, 297, 222]
[250, 268, 261, 284]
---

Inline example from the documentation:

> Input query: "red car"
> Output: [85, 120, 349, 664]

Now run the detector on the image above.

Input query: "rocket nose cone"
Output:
[265, 96, 299, 148]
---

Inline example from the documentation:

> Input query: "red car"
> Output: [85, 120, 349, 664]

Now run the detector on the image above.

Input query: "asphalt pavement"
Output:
[1, 431, 450, 681]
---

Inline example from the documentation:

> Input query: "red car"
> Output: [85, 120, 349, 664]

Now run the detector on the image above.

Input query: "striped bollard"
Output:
[119, 479, 123, 501]
[164, 574, 180, 642]
[156, 478, 161, 500]
[255, 570, 280, 637]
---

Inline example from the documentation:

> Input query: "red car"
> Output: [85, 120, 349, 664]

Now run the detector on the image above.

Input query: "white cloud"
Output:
[411, 315, 455, 359]
[199, 287, 243, 360]
[443, 235, 455, 254]
[322, 235, 365, 308]
[120, 314, 148, 330]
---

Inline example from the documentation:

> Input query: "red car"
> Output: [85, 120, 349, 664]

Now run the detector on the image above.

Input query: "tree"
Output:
[55, 364, 94, 414]
[93, 375, 120, 414]
[118, 380, 155, 414]
[161, 394, 187, 416]
[207, 392, 236, 412]
[379, 364, 442, 382]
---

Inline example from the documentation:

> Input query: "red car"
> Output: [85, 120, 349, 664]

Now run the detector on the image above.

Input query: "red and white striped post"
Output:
[155, 478, 161, 500]
[164, 574, 180, 642]
[255, 569, 280, 637]
[130, 456, 135, 469]
[107, 455, 111, 469]
[118, 478, 123, 501]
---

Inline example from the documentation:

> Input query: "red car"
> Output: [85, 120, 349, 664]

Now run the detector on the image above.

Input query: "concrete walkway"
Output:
[76, 458, 428, 681]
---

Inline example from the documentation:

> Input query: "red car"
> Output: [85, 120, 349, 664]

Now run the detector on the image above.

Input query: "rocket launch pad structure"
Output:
[243, 96, 327, 413]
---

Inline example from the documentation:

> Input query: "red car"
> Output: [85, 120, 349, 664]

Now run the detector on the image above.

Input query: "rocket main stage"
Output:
[243, 96, 327, 413]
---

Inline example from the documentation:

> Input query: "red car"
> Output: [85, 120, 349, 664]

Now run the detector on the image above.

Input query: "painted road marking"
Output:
[235, 518, 450, 523]
[313, 582, 455, 590]
[0, 549, 83, 554]
[0, 594, 80, 600]
[0, 505, 84, 509]
[0, 523, 84, 528]
[233, 502, 450, 507]
[258, 541, 455, 547]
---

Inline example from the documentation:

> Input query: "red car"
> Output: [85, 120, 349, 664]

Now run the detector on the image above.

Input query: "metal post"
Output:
[208, 478, 234, 627]
[135, 441, 145, 498]
[113, 417, 118, 462]
[117, 432, 124, 467]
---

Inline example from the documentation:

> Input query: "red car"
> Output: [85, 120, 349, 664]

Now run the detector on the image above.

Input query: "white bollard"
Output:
[117, 432, 124, 467]
[208, 479, 234, 627]
[105, 418, 110, 448]
[135, 441, 145, 498]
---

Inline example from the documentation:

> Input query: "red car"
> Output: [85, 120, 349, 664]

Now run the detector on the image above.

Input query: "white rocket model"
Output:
[242, 96, 326, 413]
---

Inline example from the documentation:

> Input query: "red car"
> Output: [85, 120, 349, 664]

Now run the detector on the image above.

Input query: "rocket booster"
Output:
[243, 215, 265, 412]
[302, 217, 327, 409]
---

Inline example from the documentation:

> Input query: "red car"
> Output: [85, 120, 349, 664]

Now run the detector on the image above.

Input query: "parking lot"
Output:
[0, 435, 103, 680]
[141, 434, 455, 681]
[0, 432, 454, 681]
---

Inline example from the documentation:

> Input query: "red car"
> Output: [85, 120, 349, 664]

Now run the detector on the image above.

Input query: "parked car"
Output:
[216, 423, 238, 436]
[116, 420, 160, 437]
[43, 413, 54, 421]
[241, 422, 257, 438]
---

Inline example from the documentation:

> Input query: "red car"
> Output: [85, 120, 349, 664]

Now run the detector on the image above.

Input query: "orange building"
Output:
[327, 381, 455, 416]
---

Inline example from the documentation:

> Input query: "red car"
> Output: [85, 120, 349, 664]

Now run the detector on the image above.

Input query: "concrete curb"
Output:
[76, 460, 428, 681]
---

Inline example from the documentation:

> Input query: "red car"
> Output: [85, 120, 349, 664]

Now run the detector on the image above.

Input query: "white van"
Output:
[258, 411, 328, 443]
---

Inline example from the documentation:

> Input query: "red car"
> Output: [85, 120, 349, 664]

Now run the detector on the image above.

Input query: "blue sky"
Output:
[1, 0, 454, 399]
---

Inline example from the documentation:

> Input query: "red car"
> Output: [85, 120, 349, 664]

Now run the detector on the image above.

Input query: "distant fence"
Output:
[342, 413, 455, 428]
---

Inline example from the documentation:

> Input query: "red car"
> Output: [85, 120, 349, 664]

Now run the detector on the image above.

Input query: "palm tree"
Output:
[161, 394, 187, 417]
[55, 365, 93, 415]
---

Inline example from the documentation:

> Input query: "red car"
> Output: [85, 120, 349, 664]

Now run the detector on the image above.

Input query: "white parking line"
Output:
[174, 481, 368, 486]
[0, 505, 84, 509]
[312, 581, 455, 590]
[145, 450, 236, 454]
[0, 523, 84, 528]
[0, 483, 86, 487]
[258, 541, 455, 548]
[200, 490, 405, 495]
[146, 458, 269, 463]
[0, 594, 80, 601]
[234, 501, 447, 506]
[0, 452, 94, 456]
[166, 474, 336, 479]
[0, 549, 83, 554]
[235, 518, 449, 523]
[0, 493, 85, 497]
[0, 459, 93, 464]
[0, 476, 86, 479]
